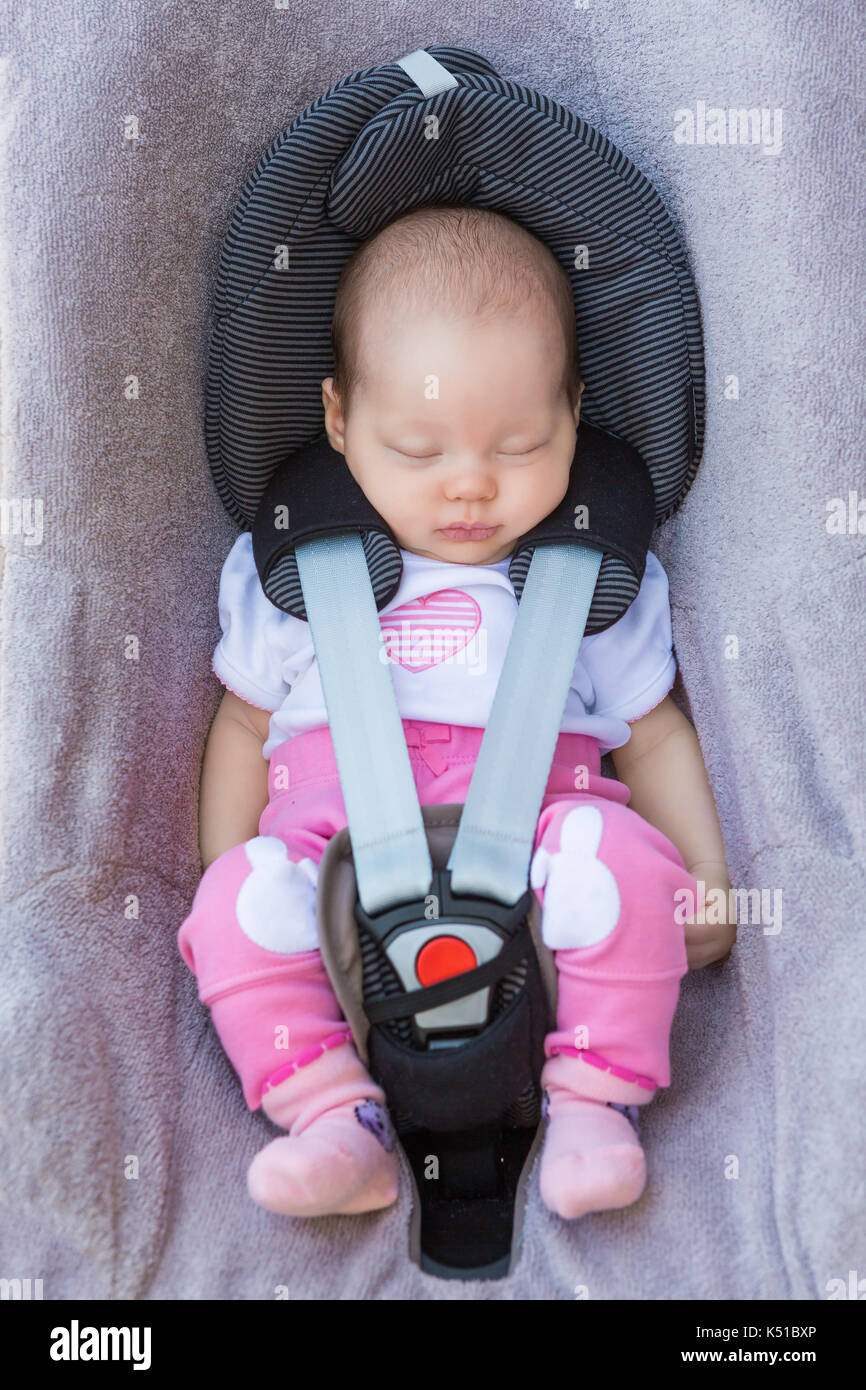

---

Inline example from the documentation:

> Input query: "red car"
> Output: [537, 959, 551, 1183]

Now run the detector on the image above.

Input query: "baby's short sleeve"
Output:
[211, 532, 312, 712]
[578, 550, 677, 723]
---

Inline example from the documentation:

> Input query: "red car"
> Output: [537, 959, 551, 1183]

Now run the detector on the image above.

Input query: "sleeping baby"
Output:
[178, 204, 735, 1222]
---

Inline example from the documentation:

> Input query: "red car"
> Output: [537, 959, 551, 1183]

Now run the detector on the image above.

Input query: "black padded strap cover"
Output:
[251, 419, 656, 629]
[510, 420, 656, 595]
[251, 432, 398, 583]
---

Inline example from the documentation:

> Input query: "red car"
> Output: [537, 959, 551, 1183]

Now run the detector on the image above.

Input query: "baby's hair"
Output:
[329, 202, 583, 418]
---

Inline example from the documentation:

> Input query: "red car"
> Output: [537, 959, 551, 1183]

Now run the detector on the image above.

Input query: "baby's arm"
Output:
[610, 695, 735, 969]
[199, 690, 272, 869]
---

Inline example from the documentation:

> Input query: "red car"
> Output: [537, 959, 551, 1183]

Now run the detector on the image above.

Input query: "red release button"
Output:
[415, 935, 478, 986]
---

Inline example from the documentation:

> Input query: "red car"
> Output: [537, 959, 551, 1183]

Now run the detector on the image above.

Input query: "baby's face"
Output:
[321, 306, 582, 565]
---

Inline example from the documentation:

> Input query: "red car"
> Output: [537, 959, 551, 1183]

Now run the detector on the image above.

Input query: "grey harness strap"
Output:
[294, 533, 602, 914]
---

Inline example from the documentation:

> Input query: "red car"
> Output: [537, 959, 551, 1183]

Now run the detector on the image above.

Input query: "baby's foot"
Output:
[538, 1089, 646, 1219]
[247, 1098, 400, 1218]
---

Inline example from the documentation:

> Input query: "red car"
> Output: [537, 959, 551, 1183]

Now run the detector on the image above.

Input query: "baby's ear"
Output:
[321, 378, 346, 452]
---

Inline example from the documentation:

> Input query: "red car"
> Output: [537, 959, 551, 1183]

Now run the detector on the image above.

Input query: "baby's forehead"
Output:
[358, 291, 554, 333]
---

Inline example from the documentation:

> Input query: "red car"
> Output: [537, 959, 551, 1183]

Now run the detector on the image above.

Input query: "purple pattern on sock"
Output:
[543, 1089, 638, 1134]
[355, 1098, 397, 1153]
[607, 1101, 641, 1135]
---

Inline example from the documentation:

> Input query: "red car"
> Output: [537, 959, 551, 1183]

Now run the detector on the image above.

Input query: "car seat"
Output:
[204, 44, 705, 1280]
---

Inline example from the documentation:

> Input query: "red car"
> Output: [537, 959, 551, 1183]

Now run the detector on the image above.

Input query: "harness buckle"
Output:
[353, 867, 535, 1049]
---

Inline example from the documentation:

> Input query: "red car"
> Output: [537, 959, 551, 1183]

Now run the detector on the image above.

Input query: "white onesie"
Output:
[212, 532, 677, 760]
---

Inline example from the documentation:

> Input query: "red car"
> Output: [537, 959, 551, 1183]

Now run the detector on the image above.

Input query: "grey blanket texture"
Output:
[1, 1, 863, 1301]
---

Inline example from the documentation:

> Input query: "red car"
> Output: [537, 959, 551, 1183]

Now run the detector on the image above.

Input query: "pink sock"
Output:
[538, 1053, 652, 1220]
[246, 1040, 400, 1218]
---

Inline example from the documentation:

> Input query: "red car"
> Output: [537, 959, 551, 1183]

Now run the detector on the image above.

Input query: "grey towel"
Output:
[1, 1, 863, 1299]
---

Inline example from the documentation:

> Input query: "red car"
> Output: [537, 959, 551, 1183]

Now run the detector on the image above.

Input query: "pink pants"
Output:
[178, 720, 694, 1112]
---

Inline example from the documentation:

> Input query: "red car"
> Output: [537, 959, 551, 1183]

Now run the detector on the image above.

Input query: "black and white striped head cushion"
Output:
[207, 44, 704, 624]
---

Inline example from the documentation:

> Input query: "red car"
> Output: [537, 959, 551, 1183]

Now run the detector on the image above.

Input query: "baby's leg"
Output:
[177, 832, 399, 1217]
[529, 795, 693, 1219]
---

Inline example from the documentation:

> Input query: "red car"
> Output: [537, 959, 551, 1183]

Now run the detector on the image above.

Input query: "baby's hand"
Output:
[683, 860, 737, 970]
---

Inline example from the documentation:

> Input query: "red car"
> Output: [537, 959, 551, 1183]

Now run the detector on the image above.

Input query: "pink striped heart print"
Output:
[379, 590, 482, 672]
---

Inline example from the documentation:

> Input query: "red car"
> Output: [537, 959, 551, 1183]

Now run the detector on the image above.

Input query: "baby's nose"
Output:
[444, 463, 498, 497]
